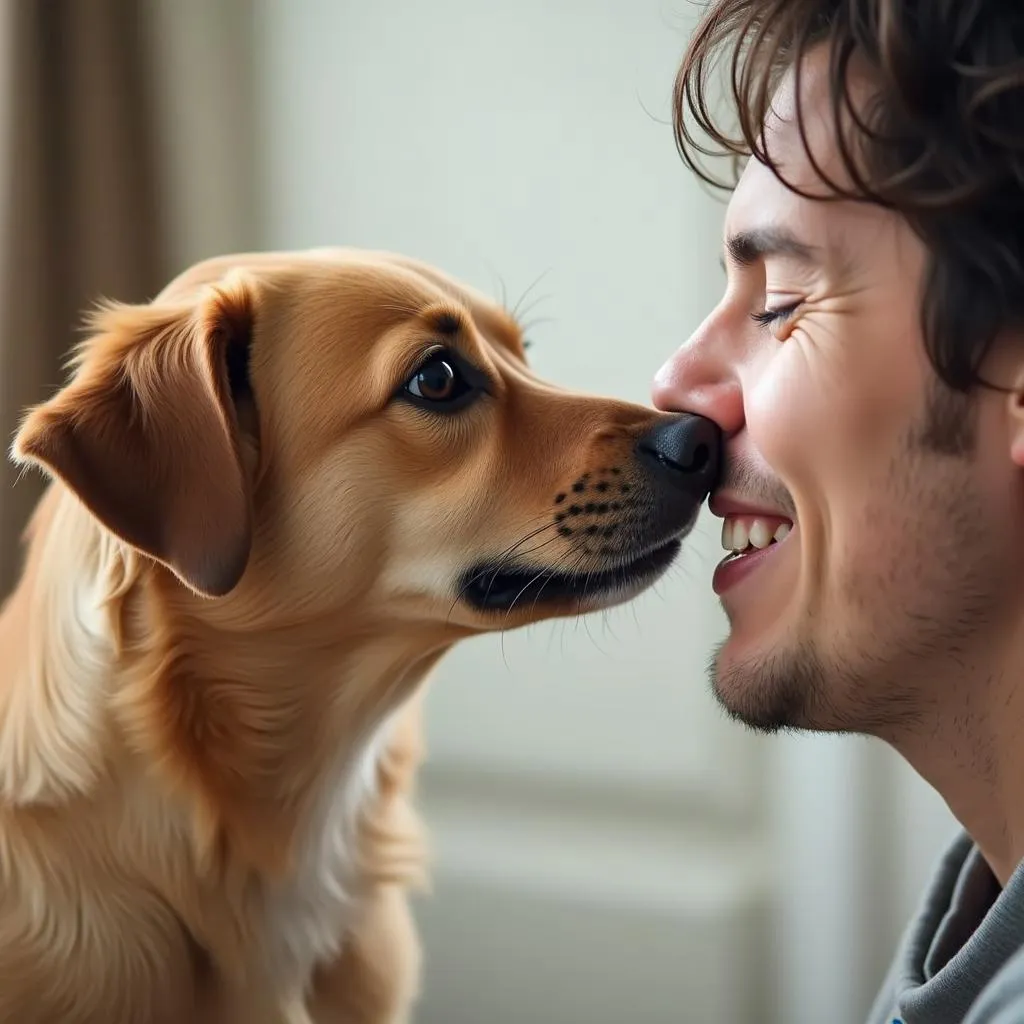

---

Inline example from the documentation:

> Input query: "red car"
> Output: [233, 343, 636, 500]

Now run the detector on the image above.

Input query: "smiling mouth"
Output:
[720, 514, 793, 561]
[460, 537, 682, 614]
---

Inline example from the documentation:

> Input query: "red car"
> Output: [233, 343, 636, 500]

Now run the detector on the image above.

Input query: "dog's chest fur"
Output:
[262, 719, 391, 985]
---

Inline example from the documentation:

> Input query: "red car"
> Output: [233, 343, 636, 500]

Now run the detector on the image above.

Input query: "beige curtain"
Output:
[0, 0, 169, 594]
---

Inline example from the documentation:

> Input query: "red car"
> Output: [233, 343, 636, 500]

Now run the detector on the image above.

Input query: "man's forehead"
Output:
[748, 42, 875, 198]
[722, 47, 872, 259]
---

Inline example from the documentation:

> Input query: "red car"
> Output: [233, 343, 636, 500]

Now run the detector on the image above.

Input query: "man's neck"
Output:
[888, 639, 1024, 887]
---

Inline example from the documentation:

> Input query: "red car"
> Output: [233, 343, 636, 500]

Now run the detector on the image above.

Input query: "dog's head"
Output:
[12, 249, 719, 633]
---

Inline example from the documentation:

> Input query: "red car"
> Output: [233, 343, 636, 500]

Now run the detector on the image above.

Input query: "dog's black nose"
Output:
[635, 413, 721, 499]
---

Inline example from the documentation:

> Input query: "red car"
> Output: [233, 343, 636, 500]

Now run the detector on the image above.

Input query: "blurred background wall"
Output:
[0, 2, 960, 1022]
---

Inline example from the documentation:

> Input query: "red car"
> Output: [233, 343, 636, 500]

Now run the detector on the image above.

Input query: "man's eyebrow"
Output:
[724, 227, 818, 267]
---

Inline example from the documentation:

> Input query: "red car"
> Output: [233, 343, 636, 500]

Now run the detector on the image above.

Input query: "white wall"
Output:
[143, 0, 259, 272]
[252, 3, 959, 1022]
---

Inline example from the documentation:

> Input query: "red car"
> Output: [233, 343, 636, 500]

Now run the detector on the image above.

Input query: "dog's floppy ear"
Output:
[11, 272, 258, 598]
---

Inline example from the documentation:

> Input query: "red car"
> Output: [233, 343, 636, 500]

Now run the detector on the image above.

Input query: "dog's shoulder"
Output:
[0, 488, 124, 806]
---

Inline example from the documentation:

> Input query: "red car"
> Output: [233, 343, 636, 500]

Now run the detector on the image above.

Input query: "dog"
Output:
[0, 248, 719, 1023]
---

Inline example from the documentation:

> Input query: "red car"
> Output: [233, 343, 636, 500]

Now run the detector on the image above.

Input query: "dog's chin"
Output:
[458, 536, 683, 619]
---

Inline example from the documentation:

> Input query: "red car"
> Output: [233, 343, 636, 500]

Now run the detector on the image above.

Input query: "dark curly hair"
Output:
[674, 0, 1024, 397]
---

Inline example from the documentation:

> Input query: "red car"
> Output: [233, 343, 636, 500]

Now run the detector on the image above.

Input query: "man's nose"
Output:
[651, 319, 745, 437]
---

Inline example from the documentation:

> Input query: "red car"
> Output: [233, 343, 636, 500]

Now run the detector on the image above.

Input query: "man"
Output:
[654, 2, 1024, 1022]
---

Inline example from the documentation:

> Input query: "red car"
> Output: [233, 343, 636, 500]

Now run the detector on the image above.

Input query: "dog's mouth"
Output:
[459, 536, 682, 615]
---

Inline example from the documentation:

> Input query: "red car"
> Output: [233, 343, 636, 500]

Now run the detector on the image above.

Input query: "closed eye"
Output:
[750, 302, 800, 328]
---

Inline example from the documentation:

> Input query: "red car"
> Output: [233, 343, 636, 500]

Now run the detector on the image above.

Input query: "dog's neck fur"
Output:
[0, 482, 442, 993]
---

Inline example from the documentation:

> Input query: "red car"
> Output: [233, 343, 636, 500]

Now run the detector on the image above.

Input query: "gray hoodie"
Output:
[868, 832, 1024, 1023]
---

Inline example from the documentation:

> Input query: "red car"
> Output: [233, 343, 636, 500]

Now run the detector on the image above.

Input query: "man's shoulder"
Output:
[964, 944, 1024, 1024]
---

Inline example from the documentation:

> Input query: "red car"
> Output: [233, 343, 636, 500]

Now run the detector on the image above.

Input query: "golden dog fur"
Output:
[0, 249, 705, 1023]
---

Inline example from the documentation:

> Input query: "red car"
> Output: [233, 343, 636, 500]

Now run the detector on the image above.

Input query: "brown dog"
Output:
[0, 249, 718, 1023]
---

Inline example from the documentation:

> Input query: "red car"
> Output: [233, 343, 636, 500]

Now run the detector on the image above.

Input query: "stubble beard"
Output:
[710, 380, 992, 738]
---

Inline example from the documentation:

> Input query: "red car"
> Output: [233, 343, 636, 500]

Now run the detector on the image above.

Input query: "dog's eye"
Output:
[401, 349, 480, 411]
[408, 357, 460, 401]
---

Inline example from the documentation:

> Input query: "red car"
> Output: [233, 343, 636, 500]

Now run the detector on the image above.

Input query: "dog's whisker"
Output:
[452, 510, 554, 587]
[567, 545, 602, 627]
[510, 533, 567, 563]
[477, 524, 557, 581]
[519, 315, 556, 336]
[510, 268, 553, 322]
[499, 540, 589, 626]
[444, 514, 561, 624]
[504, 542, 593, 627]
[521, 546, 592, 623]
[502, 565, 558, 629]
[477, 528, 559, 608]
[574, 555, 615, 657]
[582, 611, 610, 658]
[516, 291, 553, 325]
[479, 258, 508, 313]
[602, 608, 622, 645]
[532, 548, 593, 619]
[575, 564, 600, 634]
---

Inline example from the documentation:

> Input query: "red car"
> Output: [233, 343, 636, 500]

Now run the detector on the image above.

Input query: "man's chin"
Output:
[708, 636, 827, 735]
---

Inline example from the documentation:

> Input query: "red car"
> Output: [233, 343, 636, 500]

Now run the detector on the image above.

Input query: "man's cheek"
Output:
[746, 340, 892, 470]
[744, 357, 831, 481]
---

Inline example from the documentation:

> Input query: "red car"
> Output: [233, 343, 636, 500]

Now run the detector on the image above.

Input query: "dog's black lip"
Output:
[459, 537, 683, 613]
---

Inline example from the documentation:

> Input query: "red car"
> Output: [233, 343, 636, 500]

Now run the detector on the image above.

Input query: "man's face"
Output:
[654, 50, 1024, 737]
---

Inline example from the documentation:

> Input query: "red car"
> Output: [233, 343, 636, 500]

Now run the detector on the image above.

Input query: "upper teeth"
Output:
[721, 516, 792, 553]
